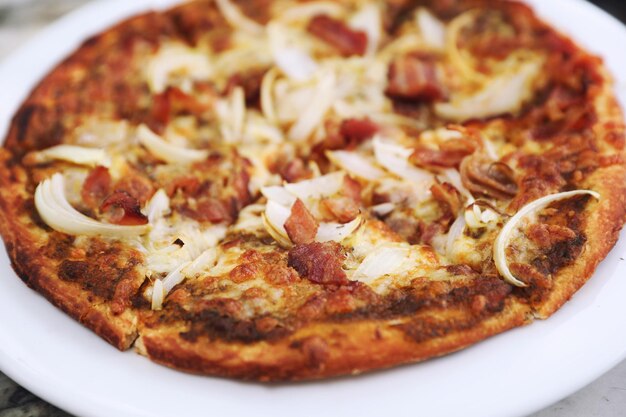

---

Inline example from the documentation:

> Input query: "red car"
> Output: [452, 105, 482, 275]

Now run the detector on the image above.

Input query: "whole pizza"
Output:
[0, 0, 624, 381]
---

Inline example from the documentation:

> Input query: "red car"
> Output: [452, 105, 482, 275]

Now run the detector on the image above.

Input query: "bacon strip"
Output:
[460, 155, 518, 200]
[410, 139, 478, 169]
[321, 176, 362, 223]
[284, 199, 319, 245]
[314, 118, 379, 154]
[100, 191, 148, 225]
[386, 56, 444, 101]
[526, 223, 577, 249]
[180, 198, 233, 224]
[308, 14, 367, 56]
[430, 182, 462, 216]
[288, 241, 348, 285]
[151, 86, 212, 129]
[223, 69, 266, 105]
[81, 166, 112, 209]
[340, 118, 379, 147]
[279, 158, 313, 183]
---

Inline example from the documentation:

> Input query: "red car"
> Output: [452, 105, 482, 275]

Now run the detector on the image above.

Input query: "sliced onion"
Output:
[445, 10, 487, 84]
[288, 70, 335, 141]
[493, 190, 600, 287]
[30, 145, 110, 168]
[34, 173, 149, 237]
[263, 200, 292, 240]
[216, 86, 246, 143]
[373, 137, 433, 184]
[349, 3, 381, 56]
[445, 214, 466, 259]
[316, 215, 363, 243]
[151, 279, 165, 310]
[262, 213, 292, 248]
[326, 150, 385, 181]
[435, 60, 542, 122]
[144, 189, 170, 224]
[283, 171, 344, 201]
[146, 44, 212, 94]
[416, 8, 446, 50]
[261, 185, 296, 206]
[161, 261, 191, 294]
[215, 0, 264, 35]
[267, 22, 318, 82]
[277, 1, 344, 22]
[465, 202, 499, 229]
[261, 67, 279, 122]
[371, 202, 395, 216]
[353, 243, 410, 284]
[137, 124, 208, 164]
[441, 168, 474, 203]
[182, 247, 218, 278]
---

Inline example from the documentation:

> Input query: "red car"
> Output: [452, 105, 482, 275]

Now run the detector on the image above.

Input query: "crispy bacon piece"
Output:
[340, 118, 379, 147]
[460, 155, 518, 200]
[526, 223, 577, 249]
[150, 86, 212, 129]
[182, 198, 233, 224]
[285, 199, 319, 245]
[279, 158, 313, 183]
[166, 175, 201, 197]
[386, 56, 444, 101]
[410, 139, 478, 169]
[508, 263, 551, 289]
[509, 156, 566, 211]
[114, 170, 155, 204]
[224, 69, 266, 106]
[307, 14, 367, 56]
[81, 166, 112, 209]
[342, 175, 362, 204]
[171, 155, 252, 224]
[100, 191, 148, 225]
[431, 182, 462, 216]
[230, 165, 252, 210]
[315, 118, 379, 154]
[288, 241, 348, 285]
[321, 176, 362, 223]
[322, 197, 359, 223]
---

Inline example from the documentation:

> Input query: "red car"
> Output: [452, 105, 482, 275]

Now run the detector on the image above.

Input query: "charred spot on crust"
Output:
[179, 310, 291, 344]
[13, 104, 38, 143]
[395, 315, 477, 344]
[57, 246, 141, 301]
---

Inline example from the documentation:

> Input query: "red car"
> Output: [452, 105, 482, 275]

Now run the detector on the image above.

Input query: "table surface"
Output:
[0, 1, 625, 416]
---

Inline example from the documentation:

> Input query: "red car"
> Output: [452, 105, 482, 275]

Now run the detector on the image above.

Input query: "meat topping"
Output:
[288, 241, 347, 285]
[307, 14, 367, 56]
[386, 56, 444, 101]
[284, 199, 319, 245]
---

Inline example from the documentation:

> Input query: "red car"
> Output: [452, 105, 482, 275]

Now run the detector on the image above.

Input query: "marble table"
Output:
[0, 1, 625, 416]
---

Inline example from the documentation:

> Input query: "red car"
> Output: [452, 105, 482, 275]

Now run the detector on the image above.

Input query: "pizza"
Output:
[0, 0, 624, 381]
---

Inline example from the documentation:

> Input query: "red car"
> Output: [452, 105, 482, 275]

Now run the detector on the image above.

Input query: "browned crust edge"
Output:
[136, 300, 530, 381]
[533, 72, 626, 318]
[0, 151, 136, 350]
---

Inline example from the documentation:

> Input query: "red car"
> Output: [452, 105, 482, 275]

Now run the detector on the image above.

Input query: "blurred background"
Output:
[0, 0, 624, 417]
[0, 0, 624, 58]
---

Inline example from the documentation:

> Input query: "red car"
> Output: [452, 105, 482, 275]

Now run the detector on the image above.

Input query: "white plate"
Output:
[0, 1, 625, 416]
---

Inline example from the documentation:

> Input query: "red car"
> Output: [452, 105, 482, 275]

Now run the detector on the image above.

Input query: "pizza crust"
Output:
[531, 71, 626, 319]
[136, 299, 530, 381]
[0, 150, 138, 350]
